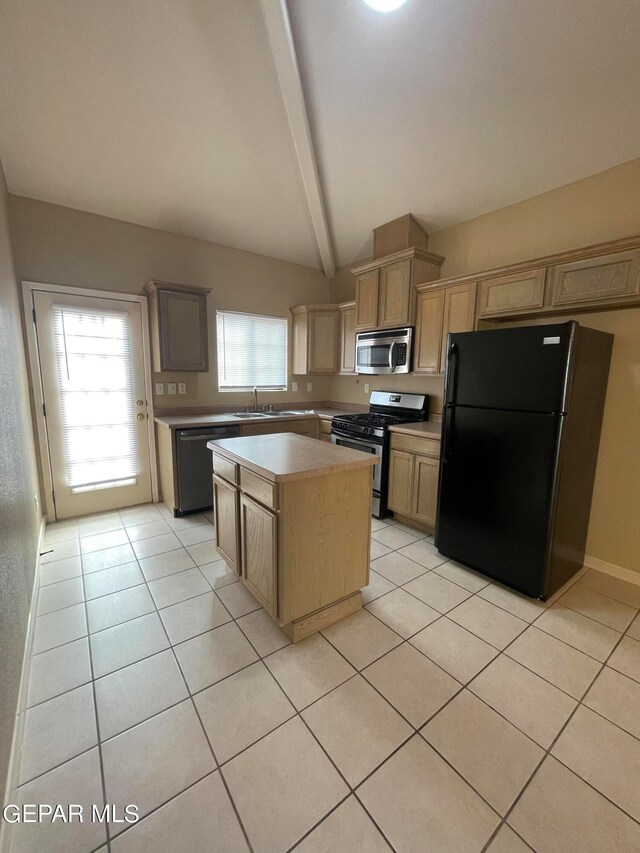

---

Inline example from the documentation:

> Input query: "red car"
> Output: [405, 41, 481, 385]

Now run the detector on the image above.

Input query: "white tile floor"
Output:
[6, 503, 640, 852]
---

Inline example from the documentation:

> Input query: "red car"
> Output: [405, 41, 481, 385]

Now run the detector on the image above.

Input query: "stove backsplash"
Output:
[331, 373, 444, 419]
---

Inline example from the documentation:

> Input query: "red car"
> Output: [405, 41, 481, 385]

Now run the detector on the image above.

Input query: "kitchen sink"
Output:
[229, 410, 313, 418]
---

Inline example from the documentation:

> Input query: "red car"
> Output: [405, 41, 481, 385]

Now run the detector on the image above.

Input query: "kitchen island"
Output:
[208, 432, 377, 641]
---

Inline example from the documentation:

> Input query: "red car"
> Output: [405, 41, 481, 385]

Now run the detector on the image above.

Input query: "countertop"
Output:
[388, 420, 442, 439]
[155, 407, 354, 430]
[208, 432, 378, 483]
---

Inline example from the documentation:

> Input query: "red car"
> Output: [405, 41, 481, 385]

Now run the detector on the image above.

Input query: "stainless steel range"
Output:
[331, 391, 429, 518]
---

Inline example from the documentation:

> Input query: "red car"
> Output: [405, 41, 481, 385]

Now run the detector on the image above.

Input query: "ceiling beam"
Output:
[260, 0, 336, 279]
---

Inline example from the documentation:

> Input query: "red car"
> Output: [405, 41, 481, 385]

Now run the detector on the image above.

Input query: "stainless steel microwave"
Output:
[355, 327, 413, 375]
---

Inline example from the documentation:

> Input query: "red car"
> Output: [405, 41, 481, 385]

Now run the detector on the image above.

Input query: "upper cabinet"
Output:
[470, 240, 640, 322]
[339, 301, 357, 375]
[413, 281, 477, 374]
[549, 249, 640, 309]
[352, 248, 444, 332]
[291, 305, 340, 375]
[145, 280, 210, 372]
[477, 269, 546, 319]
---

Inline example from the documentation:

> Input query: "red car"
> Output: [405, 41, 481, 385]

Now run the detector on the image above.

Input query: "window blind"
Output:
[217, 310, 287, 390]
[53, 306, 138, 491]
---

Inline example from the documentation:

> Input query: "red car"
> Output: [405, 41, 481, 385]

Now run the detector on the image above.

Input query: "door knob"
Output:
[137, 413, 145, 421]
[137, 400, 144, 406]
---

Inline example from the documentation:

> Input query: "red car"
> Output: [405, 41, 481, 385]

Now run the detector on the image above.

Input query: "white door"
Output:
[32, 289, 153, 519]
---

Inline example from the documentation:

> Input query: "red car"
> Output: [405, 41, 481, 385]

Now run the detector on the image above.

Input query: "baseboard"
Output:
[583, 554, 640, 587]
[0, 518, 45, 852]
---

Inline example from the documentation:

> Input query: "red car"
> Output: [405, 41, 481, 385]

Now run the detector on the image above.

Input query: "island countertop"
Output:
[207, 432, 378, 483]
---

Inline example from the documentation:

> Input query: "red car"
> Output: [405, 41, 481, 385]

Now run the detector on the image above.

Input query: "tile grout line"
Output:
[29, 507, 640, 849]
[477, 585, 640, 849]
[110, 508, 257, 853]
[78, 546, 112, 853]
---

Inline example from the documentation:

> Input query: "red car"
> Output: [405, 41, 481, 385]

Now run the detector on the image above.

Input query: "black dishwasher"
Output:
[175, 426, 241, 514]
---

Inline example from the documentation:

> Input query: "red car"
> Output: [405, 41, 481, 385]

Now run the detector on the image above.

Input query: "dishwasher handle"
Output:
[177, 428, 241, 442]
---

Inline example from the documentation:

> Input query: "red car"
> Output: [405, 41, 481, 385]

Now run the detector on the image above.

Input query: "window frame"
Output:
[216, 309, 288, 392]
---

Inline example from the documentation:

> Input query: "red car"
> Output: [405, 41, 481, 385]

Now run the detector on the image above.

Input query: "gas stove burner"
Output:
[340, 413, 404, 427]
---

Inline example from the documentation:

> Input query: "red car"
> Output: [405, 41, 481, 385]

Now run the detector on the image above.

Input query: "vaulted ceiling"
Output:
[1, 0, 639, 274]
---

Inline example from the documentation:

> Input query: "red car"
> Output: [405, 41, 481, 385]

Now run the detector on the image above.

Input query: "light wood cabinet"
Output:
[291, 305, 339, 375]
[212, 473, 240, 575]
[145, 280, 210, 372]
[388, 450, 414, 515]
[352, 248, 444, 332]
[549, 249, 640, 309]
[478, 269, 546, 319]
[241, 418, 319, 440]
[429, 235, 640, 324]
[413, 456, 439, 527]
[339, 301, 356, 374]
[240, 493, 278, 617]
[413, 288, 444, 374]
[354, 271, 379, 330]
[387, 431, 441, 531]
[319, 417, 332, 442]
[413, 281, 476, 374]
[378, 260, 412, 328]
[212, 438, 372, 641]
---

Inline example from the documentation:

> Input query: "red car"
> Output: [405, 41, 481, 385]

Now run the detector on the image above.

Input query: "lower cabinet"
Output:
[212, 473, 240, 575]
[413, 455, 439, 527]
[241, 418, 319, 440]
[240, 494, 278, 617]
[388, 450, 414, 515]
[387, 432, 442, 530]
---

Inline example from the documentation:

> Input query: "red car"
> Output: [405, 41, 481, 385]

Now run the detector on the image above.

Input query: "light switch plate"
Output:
[364, 383, 370, 394]
[155, 383, 164, 395]
[306, 382, 312, 392]
[178, 382, 187, 395]
[292, 381, 298, 392]
[167, 383, 177, 395]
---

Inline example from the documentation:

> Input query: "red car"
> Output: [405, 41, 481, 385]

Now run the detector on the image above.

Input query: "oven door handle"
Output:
[330, 427, 384, 446]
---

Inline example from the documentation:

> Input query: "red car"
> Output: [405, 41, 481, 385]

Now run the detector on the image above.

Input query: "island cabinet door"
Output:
[212, 474, 240, 575]
[240, 494, 278, 618]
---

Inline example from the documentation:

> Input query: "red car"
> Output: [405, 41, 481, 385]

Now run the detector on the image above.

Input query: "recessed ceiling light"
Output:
[363, 0, 408, 12]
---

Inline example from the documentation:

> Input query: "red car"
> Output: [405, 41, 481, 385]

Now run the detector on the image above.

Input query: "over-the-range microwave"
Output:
[355, 327, 413, 375]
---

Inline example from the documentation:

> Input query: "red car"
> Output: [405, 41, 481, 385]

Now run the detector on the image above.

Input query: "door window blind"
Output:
[216, 310, 287, 390]
[53, 306, 138, 491]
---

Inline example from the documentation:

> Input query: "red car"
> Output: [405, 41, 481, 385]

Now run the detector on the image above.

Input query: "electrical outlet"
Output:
[292, 381, 298, 392]
[178, 382, 187, 395]
[167, 383, 177, 395]
[34, 495, 39, 514]
[306, 382, 312, 392]
[155, 383, 165, 395]
[364, 383, 370, 394]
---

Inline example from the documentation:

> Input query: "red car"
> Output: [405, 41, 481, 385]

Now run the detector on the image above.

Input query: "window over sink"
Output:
[216, 310, 287, 391]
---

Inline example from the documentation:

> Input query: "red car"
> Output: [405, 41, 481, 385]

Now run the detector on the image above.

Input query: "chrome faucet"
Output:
[252, 386, 258, 412]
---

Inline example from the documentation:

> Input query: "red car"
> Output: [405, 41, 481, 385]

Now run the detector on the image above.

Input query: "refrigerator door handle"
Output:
[443, 403, 455, 461]
[445, 341, 459, 405]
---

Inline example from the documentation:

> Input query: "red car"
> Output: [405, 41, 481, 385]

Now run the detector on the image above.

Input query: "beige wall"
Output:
[0, 168, 41, 792]
[8, 195, 334, 410]
[329, 158, 640, 575]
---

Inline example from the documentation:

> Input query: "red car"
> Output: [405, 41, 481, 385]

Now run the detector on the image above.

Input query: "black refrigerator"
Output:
[435, 321, 613, 600]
